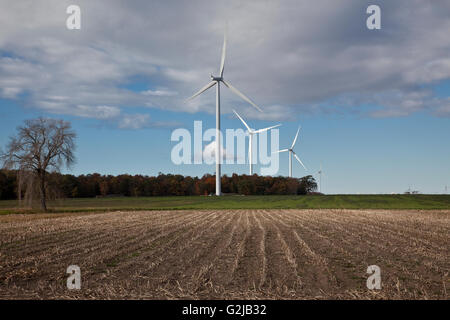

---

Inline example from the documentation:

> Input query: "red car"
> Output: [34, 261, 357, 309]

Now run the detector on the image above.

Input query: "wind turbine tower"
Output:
[233, 109, 281, 175]
[273, 126, 307, 177]
[318, 164, 323, 193]
[186, 31, 263, 195]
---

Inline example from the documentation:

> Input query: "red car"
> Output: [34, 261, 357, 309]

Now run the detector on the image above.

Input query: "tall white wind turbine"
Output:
[273, 126, 307, 177]
[233, 109, 281, 175]
[186, 32, 263, 195]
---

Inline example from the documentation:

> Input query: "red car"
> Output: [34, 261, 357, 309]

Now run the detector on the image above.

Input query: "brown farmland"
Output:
[0, 209, 448, 299]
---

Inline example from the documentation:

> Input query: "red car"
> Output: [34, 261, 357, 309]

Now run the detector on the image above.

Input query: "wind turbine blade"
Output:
[292, 151, 307, 170]
[272, 149, 289, 154]
[254, 124, 281, 134]
[219, 31, 227, 78]
[185, 81, 216, 102]
[232, 109, 251, 132]
[222, 80, 262, 112]
[291, 126, 301, 149]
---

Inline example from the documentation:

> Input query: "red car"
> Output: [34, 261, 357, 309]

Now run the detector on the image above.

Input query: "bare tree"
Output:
[1, 118, 76, 211]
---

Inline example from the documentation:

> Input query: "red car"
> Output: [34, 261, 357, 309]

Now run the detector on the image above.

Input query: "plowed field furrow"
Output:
[82, 210, 221, 284]
[252, 211, 267, 288]
[261, 210, 336, 296]
[278, 210, 372, 292]
[0, 210, 183, 253]
[339, 210, 450, 235]
[222, 212, 257, 291]
[138, 211, 235, 286]
[327, 214, 448, 269]
[205, 211, 247, 289]
[80, 211, 226, 296]
[281, 210, 447, 297]
[173, 211, 242, 295]
[0, 211, 147, 239]
[231, 211, 269, 291]
[10, 210, 221, 297]
[0, 211, 200, 278]
[323, 210, 447, 252]
[311, 216, 448, 295]
[0, 211, 204, 285]
[0, 209, 448, 300]
[292, 210, 448, 274]
[256, 212, 300, 295]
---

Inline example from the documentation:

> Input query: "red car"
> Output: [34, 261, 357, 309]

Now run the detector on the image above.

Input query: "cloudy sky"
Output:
[0, 0, 449, 193]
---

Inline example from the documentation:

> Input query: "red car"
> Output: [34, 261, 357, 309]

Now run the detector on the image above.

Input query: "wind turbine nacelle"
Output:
[211, 75, 223, 81]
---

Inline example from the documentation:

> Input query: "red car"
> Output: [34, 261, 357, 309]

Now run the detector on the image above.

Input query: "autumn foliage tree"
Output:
[0, 171, 317, 200]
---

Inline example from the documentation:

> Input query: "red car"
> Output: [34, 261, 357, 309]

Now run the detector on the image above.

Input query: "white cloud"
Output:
[77, 105, 121, 120]
[433, 98, 450, 117]
[202, 141, 235, 163]
[0, 87, 21, 99]
[0, 0, 449, 122]
[141, 88, 178, 96]
[231, 104, 296, 122]
[117, 113, 181, 129]
[118, 114, 151, 129]
[36, 102, 121, 120]
[164, 68, 201, 83]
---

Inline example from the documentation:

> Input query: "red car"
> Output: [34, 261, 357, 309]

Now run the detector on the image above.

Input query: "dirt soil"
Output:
[0, 209, 448, 299]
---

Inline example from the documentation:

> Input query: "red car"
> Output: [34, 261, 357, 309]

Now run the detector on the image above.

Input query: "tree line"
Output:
[0, 170, 318, 200]
[0, 117, 317, 210]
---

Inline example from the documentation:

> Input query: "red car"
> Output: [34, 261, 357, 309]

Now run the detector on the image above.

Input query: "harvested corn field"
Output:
[0, 209, 448, 299]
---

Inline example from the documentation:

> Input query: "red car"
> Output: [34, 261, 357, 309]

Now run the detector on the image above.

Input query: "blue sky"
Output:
[1, 95, 449, 194]
[1, 0, 450, 194]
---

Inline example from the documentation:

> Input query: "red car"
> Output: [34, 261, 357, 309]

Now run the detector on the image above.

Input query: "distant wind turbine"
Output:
[233, 109, 281, 175]
[273, 126, 307, 177]
[318, 164, 322, 193]
[317, 163, 326, 193]
[186, 31, 263, 196]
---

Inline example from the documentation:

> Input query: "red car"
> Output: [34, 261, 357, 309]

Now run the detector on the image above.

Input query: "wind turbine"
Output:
[233, 109, 281, 175]
[273, 126, 307, 177]
[317, 164, 322, 193]
[186, 31, 262, 195]
[317, 163, 325, 193]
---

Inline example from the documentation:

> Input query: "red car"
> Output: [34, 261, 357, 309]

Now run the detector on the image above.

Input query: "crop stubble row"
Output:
[0, 209, 448, 299]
